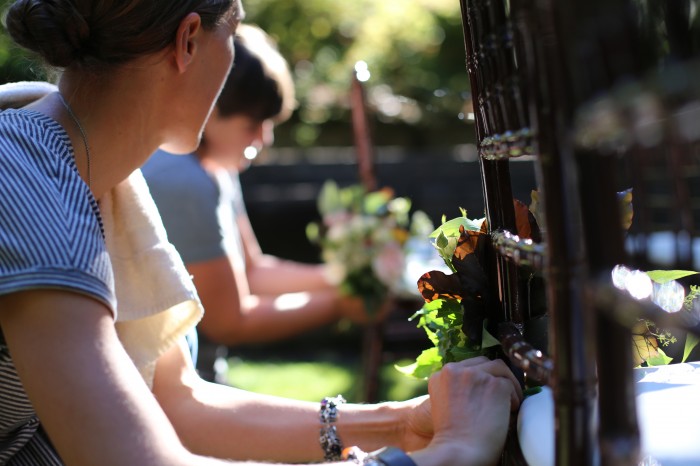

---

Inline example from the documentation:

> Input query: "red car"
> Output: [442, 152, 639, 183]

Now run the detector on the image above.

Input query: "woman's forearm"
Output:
[247, 256, 333, 294]
[199, 289, 341, 345]
[156, 343, 412, 462]
[173, 391, 412, 463]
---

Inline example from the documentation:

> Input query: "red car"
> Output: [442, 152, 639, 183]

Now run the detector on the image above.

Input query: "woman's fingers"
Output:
[442, 358, 523, 409]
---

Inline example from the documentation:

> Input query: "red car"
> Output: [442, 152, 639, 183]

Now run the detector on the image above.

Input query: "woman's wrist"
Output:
[409, 443, 475, 466]
[392, 396, 432, 452]
[335, 400, 407, 452]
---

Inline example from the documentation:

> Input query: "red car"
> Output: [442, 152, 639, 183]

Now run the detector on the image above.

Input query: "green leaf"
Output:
[645, 270, 699, 284]
[317, 180, 341, 215]
[449, 346, 482, 361]
[682, 333, 700, 362]
[429, 216, 483, 238]
[685, 285, 700, 310]
[306, 222, 320, 242]
[481, 326, 500, 349]
[646, 347, 673, 366]
[523, 386, 543, 398]
[409, 210, 435, 237]
[435, 230, 449, 249]
[395, 347, 442, 379]
[363, 190, 391, 214]
[388, 197, 411, 215]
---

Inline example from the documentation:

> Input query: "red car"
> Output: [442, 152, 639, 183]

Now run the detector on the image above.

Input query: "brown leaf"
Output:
[514, 198, 541, 241]
[417, 270, 464, 303]
[452, 224, 484, 260]
[631, 320, 659, 366]
[632, 334, 659, 367]
[416, 225, 489, 303]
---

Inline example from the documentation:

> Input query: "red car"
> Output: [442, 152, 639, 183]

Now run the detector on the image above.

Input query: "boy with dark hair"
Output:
[143, 25, 371, 382]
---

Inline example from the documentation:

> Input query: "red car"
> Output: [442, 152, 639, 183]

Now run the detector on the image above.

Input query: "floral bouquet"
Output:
[306, 180, 433, 315]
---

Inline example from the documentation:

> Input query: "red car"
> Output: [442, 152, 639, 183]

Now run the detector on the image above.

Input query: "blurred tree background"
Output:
[242, 0, 472, 147]
[0, 0, 474, 148]
[0, 0, 49, 83]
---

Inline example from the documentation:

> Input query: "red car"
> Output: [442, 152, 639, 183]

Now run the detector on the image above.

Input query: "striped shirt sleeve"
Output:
[0, 110, 115, 312]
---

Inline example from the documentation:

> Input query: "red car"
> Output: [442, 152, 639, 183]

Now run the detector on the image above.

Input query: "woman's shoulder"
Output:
[0, 108, 75, 175]
[0, 108, 69, 146]
[0, 109, 113, 310]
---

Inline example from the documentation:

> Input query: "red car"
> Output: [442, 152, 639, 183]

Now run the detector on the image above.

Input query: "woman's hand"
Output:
[402, 357, 523, 466]
[334, 293, 394, 325]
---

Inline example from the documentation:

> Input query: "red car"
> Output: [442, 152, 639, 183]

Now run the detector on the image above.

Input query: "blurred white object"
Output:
[518, 362, 700, 466]
[652, 280, 685, 313]
[395, 237, 451, 298]
[611, 264, 686, 313]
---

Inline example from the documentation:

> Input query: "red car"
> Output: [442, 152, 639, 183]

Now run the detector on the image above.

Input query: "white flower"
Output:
[324, 211, 352, 228]
[326, 223, 348, 243]
[323, 262, 346, 285]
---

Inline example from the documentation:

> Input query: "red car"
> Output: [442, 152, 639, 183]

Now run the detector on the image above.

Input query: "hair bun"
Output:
[6, 0, 91, 68]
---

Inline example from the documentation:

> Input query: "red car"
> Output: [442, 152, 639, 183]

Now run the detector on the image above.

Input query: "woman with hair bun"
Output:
[0, 1, 522, 465]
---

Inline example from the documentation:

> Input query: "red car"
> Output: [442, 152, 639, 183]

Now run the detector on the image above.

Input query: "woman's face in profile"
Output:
[162, 13, 238, 155]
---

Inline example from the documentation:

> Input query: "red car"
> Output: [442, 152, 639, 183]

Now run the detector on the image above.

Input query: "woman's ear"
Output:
[174, 12, 203, 73]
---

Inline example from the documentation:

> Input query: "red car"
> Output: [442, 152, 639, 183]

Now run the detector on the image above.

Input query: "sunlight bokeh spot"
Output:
[652, 280, 685, 313]
[354, 61, 371, 82]
[243, 146, 258, 160]
[612, 265, 687, 312]
[612, 264, 632, 290]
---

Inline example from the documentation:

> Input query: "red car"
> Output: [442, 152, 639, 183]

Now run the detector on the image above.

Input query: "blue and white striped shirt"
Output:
[0, 109, 115, 465]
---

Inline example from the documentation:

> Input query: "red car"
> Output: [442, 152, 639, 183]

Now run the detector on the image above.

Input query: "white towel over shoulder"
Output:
[101, 170, 203, 385]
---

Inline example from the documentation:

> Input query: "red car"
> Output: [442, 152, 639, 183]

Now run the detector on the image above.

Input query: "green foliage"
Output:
[0, 1, 49, 83]
[635, 279, 700, 367]
[228, 357, 427, 403]
[396, 211, 495, 379]
[228, 359, 356, 401]
[646, 347, 674, 366]
[646, 269, 699, 284]
[682, 285, 700, 362]
[429, 211, 484, 273]
[240, 0, 469, 146]
[396, 298, 499, 379]
[428, 215, 484, 238]
[0, 0, 472, 145]
[685, 285, 700, 310]
[683, 333, 700, 363]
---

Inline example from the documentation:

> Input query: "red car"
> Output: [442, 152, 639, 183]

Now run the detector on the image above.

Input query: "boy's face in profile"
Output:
[202, 109, 274, 171]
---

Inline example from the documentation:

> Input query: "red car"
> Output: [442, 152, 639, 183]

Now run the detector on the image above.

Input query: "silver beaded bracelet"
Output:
[319, 395, 346, 461]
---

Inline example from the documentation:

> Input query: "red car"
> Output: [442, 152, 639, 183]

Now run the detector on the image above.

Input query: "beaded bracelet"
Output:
[319, 395, 346, 461]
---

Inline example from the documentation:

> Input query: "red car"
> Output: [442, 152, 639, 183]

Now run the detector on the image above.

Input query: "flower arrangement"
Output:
[396, 210, 506, 379]
[306, 180, 433, 315]
[397, 191, 700, 380]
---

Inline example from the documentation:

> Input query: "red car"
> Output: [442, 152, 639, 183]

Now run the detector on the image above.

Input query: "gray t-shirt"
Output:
[141, 150, 245, 268]
[142, 150, 247, 382]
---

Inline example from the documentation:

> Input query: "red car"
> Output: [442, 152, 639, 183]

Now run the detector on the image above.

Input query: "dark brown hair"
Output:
[216, 24, 295, 123]
[4, 0, 237, 69]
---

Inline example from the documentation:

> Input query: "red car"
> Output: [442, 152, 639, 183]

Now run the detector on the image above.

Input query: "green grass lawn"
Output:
[225, 356, 428, 403]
